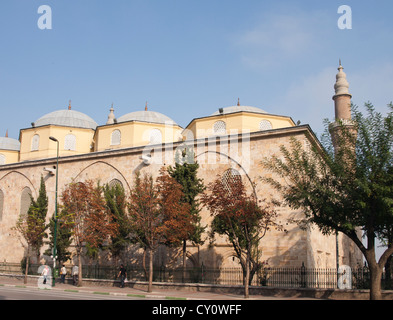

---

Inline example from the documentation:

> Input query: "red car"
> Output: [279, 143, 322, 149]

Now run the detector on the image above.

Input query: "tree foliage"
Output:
[61, 179, 118, 286]
[262, 102, 393, 300]
[127, 169, 191, 292]
[12, 177, 48, 283]
[103, 182, 130, 262]
[45, 207, 73, 265]
[168, 150, 206, 271]
[201, 172, 283, 298]
[27, 176, 48, 261]
[167, 158, 205, 246]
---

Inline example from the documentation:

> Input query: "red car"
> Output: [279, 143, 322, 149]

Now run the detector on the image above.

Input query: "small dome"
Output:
[211, 105, 269, 116]
[0, 137, 20, 151]
[117, 110, 177, 125]
[34, 109, 98, 130]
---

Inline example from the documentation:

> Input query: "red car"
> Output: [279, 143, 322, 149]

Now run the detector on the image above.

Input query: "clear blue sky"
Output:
[1, 0, 393, 140]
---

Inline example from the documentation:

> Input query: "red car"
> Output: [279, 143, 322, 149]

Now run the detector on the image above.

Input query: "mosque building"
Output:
[0, 64, 362, 269]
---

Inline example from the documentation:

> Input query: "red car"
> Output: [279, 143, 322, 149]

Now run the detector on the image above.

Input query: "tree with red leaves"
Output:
[201, 170, 283, 298]
[128, 169, 191, 292]
[61, 180, 118, 287]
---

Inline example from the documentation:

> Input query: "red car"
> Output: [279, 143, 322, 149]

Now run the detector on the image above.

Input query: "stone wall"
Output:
[0, 126, 363, 269]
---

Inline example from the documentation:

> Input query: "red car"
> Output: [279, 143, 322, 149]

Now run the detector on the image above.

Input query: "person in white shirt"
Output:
[60, 264, 67, 284]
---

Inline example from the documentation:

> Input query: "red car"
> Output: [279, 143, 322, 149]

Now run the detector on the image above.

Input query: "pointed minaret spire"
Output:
[333, 60, 352, 121]
[330, 61, 357, 156]
[5, 129, 8, 138]
[237, 98, 240, 106]
[145, 101, 148, 111]
[68, 100, 72, 110]
[106, 103, 115, 125]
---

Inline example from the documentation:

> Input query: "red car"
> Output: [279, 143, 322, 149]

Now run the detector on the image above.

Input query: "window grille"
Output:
[222, 168, 242, 192]
[20, 187, 32, 217]
[150, 129, 162, 144]
[31, 134, 40, 151]
[213, 121, 226, 135]
[108, 179, 124, 190]
[111, 130, 121, 146]
[259, 120, 273, 131]
[64, 134, 76, 151]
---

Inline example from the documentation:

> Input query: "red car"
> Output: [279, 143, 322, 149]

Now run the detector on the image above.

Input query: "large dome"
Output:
[34, 109, 98, 130]
[117, 110, 177, 125]
[0, 137, 20, 151]
[211, 105, 269, 116]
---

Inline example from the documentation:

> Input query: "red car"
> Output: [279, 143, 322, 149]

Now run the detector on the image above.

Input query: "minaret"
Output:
[106, 104, 115, 125]
[330, 61, 356, 154]
[333, 60, 352, 122]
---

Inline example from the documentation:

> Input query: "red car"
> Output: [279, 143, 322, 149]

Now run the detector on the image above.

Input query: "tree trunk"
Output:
[244, 252, 250, 299]
[369, 263, 383, 300]
[143, 248, 148, 281]
[148, 248, 153, 293]
[182, 240, 186, 283]
[386, 255, 392, 290]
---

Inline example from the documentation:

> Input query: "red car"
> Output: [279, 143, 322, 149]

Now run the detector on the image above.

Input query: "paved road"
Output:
[0, 285, 153, 300]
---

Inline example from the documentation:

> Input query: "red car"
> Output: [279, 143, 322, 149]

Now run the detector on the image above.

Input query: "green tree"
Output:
[103, 182, 131, 263]
[45, 207, 73, 266]
[27, 176, 48, 262]
[168, 148, 206, 270]
[262, 103, 393, 300]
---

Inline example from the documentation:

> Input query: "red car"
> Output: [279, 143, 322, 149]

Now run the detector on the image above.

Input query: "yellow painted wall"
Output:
[184, 112, 295, 140]
[15, 112, 294, 161]
[0, 150, 19, 164]
[19, 125, 95, 161]
[94, 121, 183, 152]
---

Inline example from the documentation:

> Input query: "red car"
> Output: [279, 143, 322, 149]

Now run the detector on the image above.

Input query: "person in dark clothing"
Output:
[117, 264, 127, 288]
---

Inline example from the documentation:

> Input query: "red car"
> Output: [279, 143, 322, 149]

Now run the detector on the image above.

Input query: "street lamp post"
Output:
[49, 136, 59, 287]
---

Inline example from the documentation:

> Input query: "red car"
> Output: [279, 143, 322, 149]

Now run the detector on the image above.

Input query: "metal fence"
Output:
[0, 261, 389, 290]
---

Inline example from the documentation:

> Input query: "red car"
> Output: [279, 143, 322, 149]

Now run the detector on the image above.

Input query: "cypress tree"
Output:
[168, 147, 206, 268]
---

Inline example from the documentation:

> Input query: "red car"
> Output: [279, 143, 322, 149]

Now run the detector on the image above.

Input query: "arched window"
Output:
[259, 120, 273, 131]
[108, 179, 124, 190]
[213, 121, 226, 135]
[111, 130, 121, 146]
[0, 189, 4, 221]
[64, 134, 76, 151]
[150, 129, 162, 144]
[20, 187, 32, 217]
[0, 154, 5, 165]
[31, 134, 40, 151]
[222, 168, 242, 192]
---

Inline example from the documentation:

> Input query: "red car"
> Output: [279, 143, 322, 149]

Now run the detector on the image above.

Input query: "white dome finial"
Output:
[334, 61, 351, 97]
[106, 103, 115, 125]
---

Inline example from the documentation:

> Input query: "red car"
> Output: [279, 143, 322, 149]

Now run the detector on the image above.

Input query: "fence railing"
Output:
[0, 261, 390, 290]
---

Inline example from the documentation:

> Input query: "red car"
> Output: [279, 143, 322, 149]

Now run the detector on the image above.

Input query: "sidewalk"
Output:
[0, 276, 285, 300]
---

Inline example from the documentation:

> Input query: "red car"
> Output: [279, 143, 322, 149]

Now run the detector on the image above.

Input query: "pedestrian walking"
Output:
[60, 264, 67, 284]
[72, 264, 79, 286]
[41, 265, 49, 284]
[117, 264, 127, 288]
